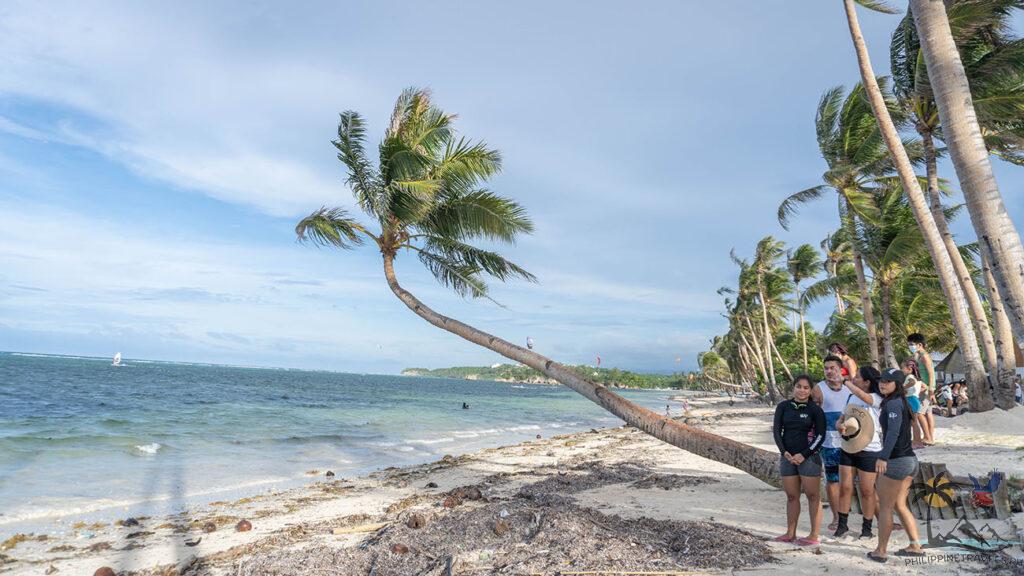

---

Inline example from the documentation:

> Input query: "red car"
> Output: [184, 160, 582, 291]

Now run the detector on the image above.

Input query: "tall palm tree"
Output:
[297, 89, 781, 484]
[856, 184, 929, 368]
[787, 244, 822, 371]
[891, 0, 1020, 404]
[816, 230, 858, 316]
[778, 82, 898, 367]
[842, 0, 995, 412]
[908, 0, 1024, 352]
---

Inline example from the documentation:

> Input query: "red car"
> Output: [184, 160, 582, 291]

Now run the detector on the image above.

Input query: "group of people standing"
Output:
[771, 335, 936, 563]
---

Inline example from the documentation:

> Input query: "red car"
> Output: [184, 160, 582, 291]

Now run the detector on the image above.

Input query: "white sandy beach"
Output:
[2, 396, 1022, 575]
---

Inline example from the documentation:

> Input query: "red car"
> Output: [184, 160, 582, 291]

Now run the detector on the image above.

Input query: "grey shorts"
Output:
[780, 454, 822, 478]
[884, 456, 918, 480]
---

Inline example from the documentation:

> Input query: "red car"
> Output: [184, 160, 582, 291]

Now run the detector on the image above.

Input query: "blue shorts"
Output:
[821, 447, 841, 483]
[907, 395, 922, 414]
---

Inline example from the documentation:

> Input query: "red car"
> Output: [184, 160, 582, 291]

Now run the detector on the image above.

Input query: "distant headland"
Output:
[401, 364, 699, 390]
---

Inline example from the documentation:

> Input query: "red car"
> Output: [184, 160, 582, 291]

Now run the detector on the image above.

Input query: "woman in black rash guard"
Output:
[868, 368, 924, 563]
[772, 375, 826, 546]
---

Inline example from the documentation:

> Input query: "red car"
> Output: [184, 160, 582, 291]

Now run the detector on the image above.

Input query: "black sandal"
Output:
[867, 551, 888, 563]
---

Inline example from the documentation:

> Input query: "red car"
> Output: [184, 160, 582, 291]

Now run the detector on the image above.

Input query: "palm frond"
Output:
[419, 237, 537, 284]
[855, 0, 900, 14]
[416, 190, 533, 243]
[333, 112, 383, 217]
[295, 207, 368, 249]
[416, 249, 492, 300]
[778, 185, 829, 229]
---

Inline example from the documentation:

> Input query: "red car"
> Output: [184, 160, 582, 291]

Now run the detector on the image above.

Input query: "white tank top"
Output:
[817, 381, 851, 449]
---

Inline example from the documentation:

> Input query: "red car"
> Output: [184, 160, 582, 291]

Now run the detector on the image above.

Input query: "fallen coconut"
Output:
[235, 520, 252, 532]
[93, 568, 116, 576]
[406, 514, 426, 529]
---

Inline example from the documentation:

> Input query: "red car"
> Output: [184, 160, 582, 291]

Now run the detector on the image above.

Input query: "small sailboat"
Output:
[112, 352, 122, 366]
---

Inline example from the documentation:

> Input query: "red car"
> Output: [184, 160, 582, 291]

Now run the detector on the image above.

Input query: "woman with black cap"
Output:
[868, 368, 924, 563]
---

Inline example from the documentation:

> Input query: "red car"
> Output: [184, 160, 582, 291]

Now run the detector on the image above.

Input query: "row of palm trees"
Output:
[706, 0, 1024, 414]
[296, 0, 1024, 486]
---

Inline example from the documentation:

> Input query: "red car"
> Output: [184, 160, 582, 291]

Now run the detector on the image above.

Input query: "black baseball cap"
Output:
[881, 368, 906, 385]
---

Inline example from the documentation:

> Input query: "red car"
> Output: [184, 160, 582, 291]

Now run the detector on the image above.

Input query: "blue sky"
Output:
[2, 1, 1023, 374]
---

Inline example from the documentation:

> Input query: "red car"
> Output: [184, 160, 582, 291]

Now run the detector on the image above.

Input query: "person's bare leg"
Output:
[911, 414, 925, 448]
[782, 476, 801, 540]
[923, 410, 936, 444]
[802, 475, 822, 541]
[826, 480, 841, 530]
[895, 476, 923, 552]
[873, 475, 900, 558]
[834, 466, 854, 535]
[858, 471, 877, 520]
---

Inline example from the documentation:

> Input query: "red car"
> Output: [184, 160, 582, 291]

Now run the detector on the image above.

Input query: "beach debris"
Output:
[325, 470, 335, 477]
[535, 434, 542, 439]
[202, 522, 217, 533]
[0, 534, 28, 551]
[125, 531, 153, 539]
[235, 520, 252, 532]
[424, 482, 438, 488]
[87, 542, 112, 552]
[406, 514, 427, 529]
[389, 543, 409, 554]
[184, 537, 202, 547]
[493, 519, 510, 536]
[332, 522, 389, 535]
[45, 565, 58, 574]
[93, 568, 116, 576]
[120, 517, 140, 527]
[442, 496, 462, 508]
[499, 508, 509, 518]
[440, 455, 454, 463]
[450, 485, 483, 501]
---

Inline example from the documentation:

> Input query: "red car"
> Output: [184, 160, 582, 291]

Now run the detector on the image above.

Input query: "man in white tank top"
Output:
[812, 355, 852, 531]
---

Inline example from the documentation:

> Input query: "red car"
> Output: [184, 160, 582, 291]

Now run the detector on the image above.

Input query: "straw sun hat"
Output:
[839, 405, 875, 453]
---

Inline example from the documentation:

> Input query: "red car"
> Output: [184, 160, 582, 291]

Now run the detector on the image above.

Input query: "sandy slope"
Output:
[2, 397, 1022, 575]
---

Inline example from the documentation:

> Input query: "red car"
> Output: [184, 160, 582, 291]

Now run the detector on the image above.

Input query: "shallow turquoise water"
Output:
[0, 352, 679, 535]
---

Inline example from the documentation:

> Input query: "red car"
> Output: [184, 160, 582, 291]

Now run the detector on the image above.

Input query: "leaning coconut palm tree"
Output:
[892, 0, 1023, 408]
[297, 88, 780, 485]
[906, 0, 1024, 352]
[841, 0, 994, 412]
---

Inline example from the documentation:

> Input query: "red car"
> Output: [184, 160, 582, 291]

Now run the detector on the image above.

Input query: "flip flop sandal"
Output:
[867, 552, 888, 563]
[773, 535, 796, 543]
[895, 548, 926, 557]
[796, 537, 820, 546]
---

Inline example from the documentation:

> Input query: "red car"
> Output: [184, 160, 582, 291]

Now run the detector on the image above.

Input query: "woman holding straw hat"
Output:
[834, 366, 883, 539]
[772, 374, 826, 546]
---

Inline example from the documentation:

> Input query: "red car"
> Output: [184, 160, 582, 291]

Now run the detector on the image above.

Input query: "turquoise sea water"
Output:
[0, 352, 679, 535]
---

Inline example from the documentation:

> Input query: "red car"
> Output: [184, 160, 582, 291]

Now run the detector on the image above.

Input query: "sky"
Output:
[2, 1, 1023, 374]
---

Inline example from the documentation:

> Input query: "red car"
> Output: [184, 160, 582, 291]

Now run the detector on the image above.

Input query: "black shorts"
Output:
[840, 449, 880, 473]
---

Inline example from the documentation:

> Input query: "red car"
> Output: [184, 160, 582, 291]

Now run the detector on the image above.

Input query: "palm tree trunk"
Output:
[852, 248, 881, 368]
[829, 259, 847, 315]
[741, 317, 778, 401]
[909, 0, 1024, 346]
[800, 307, 809, 372]
[756, 279, 779, 395]
[843, 0, 994, 412]
[382, 256, 781, 486]
[921, 130, 1002, 381]
[770, 331, 794, 383]
[880, 280, 899, 369]
[980, 248, 1019, 410]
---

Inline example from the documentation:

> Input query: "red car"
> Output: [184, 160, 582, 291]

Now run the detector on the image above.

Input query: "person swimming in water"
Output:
[462, 402, 469, 410]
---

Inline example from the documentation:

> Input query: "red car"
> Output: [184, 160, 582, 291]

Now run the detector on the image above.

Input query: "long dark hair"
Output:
[881, 374, 912, 418]
[858, 366, 881, 396]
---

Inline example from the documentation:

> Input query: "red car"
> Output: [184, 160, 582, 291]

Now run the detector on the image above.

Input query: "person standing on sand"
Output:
[811, 355, 851, 531]
[868, 368, 924, 563]
[907, 334, 935, 445]
[772, 375, 826, 546]
[834, 366, 883, 539]
[901, 359, 926, 449]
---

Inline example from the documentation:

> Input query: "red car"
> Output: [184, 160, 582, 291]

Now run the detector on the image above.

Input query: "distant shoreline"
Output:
[402, 364, 695, 391]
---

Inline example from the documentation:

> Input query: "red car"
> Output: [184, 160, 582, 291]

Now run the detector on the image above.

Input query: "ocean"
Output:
[0, 352, 682, 536]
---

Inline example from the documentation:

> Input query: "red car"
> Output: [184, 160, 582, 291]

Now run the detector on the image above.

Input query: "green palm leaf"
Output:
[295, 207, 368, 249]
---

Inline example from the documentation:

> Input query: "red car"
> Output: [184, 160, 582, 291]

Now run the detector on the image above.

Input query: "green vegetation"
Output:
[403, 364, 700, 390]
